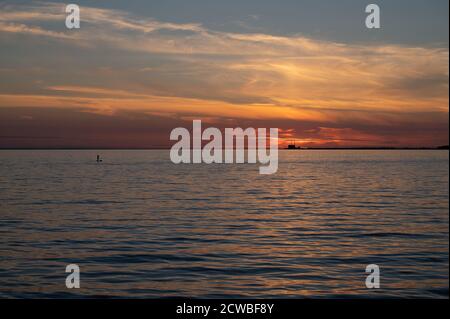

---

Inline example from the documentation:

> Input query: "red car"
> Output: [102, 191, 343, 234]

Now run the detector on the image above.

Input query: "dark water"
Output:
[0, 150, 448, 298]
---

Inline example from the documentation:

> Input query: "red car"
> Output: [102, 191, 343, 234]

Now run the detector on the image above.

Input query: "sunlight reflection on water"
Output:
[0, 150, 448, 298]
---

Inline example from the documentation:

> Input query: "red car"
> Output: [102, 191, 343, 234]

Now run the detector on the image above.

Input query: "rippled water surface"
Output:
[0, 150, 448, 298]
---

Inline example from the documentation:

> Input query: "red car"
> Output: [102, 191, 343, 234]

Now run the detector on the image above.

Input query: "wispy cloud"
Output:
[0, 21, 72, 39]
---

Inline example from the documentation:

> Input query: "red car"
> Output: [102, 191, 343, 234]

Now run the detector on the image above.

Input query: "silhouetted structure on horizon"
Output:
[286, 140, 301, 150]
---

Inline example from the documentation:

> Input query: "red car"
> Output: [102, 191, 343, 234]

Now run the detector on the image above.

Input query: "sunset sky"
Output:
[0, 0, 448, 148]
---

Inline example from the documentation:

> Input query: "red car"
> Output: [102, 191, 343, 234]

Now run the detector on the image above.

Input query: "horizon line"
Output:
[0, 146, 448, 151]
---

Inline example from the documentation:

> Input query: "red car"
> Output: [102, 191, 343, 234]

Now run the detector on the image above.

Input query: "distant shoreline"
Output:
[0, 146, 448, 151]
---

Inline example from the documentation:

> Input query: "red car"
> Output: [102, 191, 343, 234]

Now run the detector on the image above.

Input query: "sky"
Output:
[0, 0, 448, 148]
